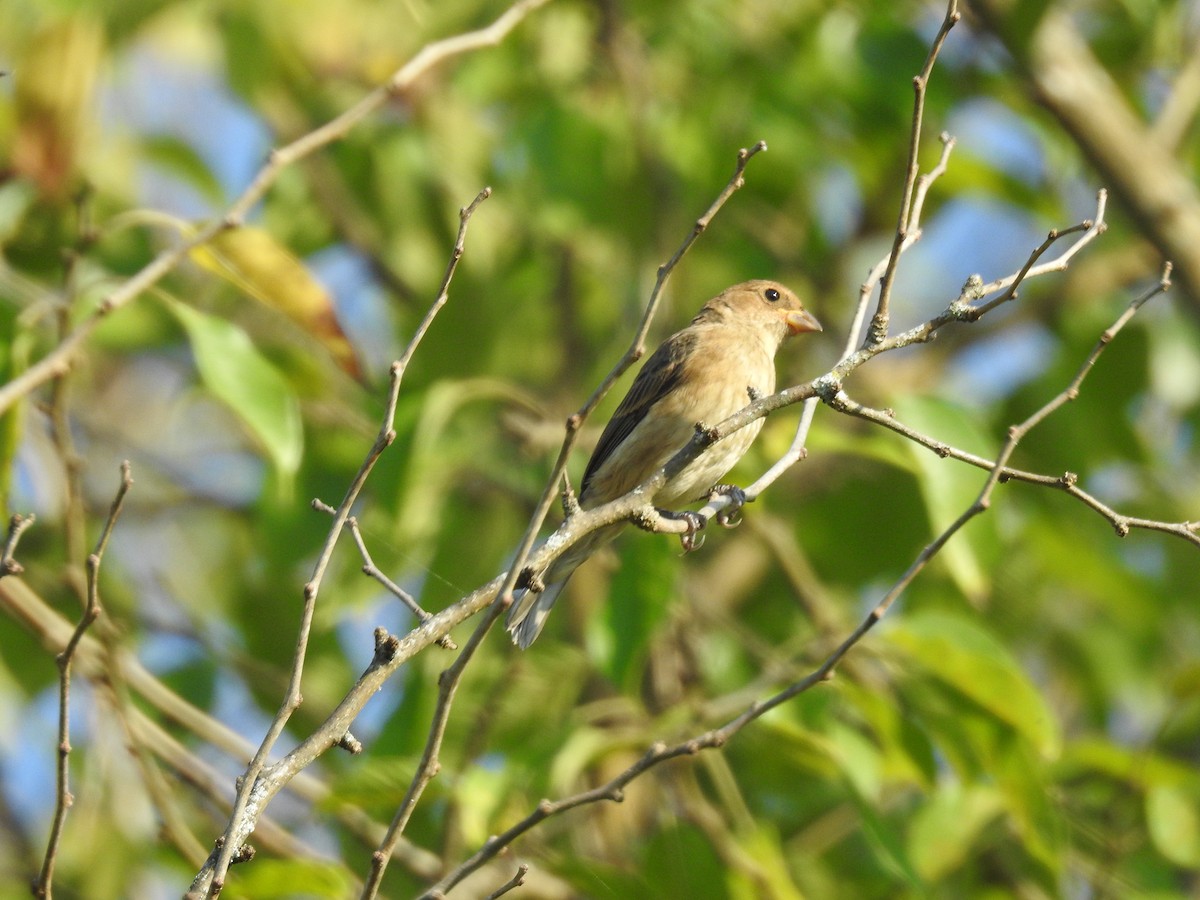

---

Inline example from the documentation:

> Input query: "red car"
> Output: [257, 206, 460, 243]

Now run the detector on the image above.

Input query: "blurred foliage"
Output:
[0, 0, 1198, 898]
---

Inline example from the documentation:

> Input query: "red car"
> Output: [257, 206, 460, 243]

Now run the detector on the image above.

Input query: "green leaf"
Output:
[0, 181, 36, 245]
[887, 610, 1061, 757]
[454, 763, 510, 848]
[840, 681, 938, 788]
[641, 823, 727, 900]
[165, 299, 303, 479]
[0, 318, 33, 512]
[234, 859, 353, 898]
[596, 534, 680, 689]
[139, 134, 226, 205]
[728, 826, 805, 900]
[827, 722, 883, 801]
[1146, 784, 1200, 868]
[1056, 738, 1200, 792]
[548, 725, 617, 795]
[909, 783, 1004, 881]
[994, 742, 1066, 880]
[891, 396, 1000, 603]
[395, 377, 538, 550]
[851, 791, 924, 890]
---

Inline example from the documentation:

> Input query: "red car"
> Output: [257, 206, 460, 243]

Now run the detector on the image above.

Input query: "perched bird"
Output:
[506, 280, 822, 648]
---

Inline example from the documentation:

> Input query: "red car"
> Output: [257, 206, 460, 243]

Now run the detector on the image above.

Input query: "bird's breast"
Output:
[650, 340, 774, 505]
[582, 330, 776, 508]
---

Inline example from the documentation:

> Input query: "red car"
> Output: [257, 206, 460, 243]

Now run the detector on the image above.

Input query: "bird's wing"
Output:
[580, 330, 696, 499]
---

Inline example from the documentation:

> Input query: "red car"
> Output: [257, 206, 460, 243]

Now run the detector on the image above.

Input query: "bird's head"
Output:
[702, 279, 822, 344]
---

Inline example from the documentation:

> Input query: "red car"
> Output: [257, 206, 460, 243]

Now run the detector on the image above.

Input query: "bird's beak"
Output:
[784, 309, 823, 336]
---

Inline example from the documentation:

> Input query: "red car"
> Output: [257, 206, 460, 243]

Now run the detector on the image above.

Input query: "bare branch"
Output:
[193, 189, 490, 898]
[743, 132, 958, 510]
[969, 0, 1200, 302]
[34, 461, 133, 900]
[310, 501, 457, 650]
[514, 143, 771, 575]
[0, 513, 35, 577]
[973, 190, 1108, 302]
[361, 146, 771, 898]
[484, 864, 530, 899]
[0, 516, 511, 890]
[868, 0, 961, 345]
[427, 263, 1179, 893]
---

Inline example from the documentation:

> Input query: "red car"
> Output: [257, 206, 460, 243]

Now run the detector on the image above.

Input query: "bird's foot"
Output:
[658, 508, 708, 552]
[709, 483, 747, 528]
[515, 566, 545, 593]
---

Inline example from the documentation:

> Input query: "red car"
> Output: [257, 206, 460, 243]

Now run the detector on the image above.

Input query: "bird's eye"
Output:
[764, 288, 780, 302]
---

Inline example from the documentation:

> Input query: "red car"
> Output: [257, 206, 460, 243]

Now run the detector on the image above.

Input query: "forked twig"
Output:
[504, 142, 772, 597]
[191, 189, 490, 898]
[868, 0, 961, 345]
[742, 132, 957, 509]
[428, 262, 1176, 894]
[361, 144, 769, 898]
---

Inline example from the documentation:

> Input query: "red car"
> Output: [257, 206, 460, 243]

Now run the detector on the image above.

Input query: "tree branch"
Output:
[192, 188, 491, 898]
[743, 132, 957, 510]
[426, 259, 1179, 894]
[967, 0, 1200, 305]
[0, 513, 35, 577]
[34, 461, 132, 900]
[359, 143, 770, 897]
[868, 0, 961, 344]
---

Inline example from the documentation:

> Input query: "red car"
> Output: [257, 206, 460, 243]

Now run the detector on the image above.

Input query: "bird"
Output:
[506, 279, 822, 648]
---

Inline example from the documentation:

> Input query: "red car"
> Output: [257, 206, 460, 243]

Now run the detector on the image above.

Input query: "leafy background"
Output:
[1, 0, 1199, 897]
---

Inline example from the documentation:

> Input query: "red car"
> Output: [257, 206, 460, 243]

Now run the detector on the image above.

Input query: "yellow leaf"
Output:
[191, 227, 362, 378]
[12, 16, 104, 196]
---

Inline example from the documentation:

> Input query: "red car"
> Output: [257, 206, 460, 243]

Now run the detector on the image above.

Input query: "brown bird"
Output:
[507, 280, 822, 648]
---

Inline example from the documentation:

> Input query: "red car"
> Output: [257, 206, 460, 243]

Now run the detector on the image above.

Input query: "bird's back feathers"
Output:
[580, 330, 696, 501]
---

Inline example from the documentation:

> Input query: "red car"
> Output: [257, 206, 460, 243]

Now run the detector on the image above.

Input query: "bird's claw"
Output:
[710, 484, 747, 528]
[679, 511, 707, 552]
[656, 508, 708, 552]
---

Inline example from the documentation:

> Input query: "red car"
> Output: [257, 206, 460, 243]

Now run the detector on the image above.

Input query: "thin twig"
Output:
[48, 198, 98, 602]
[498, 143, 769, 626]
[743, 132, 957, 508]
[106, 673, 210, 868]
[200, 146, 768, 897]
[310, 501, 457, 650]
[490, 194, 1109, 603]
[524, 142, 770, 546]
[575, 142, 770, 428]
[163, 190, 1131, 900]
[33, 460, 133, 900]
[0, 513, 35, 576]
[192, 190, 491, 898]
[0, 576, 442, 879]
[428, 263, 1177, 894]
[973, 192, 1108, 300]
[867, 0, 961, 345]
[361, 146, 769, 898]
[484, 863, 529, 899]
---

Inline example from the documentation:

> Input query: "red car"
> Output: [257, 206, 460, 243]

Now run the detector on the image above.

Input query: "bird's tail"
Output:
[506, 577, 571, 649]
[504, 523, 622, 648]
